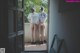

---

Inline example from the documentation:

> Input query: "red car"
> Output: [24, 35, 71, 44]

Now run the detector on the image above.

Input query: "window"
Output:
[17, 11, 23, 31]
[18, 0, 23, 8]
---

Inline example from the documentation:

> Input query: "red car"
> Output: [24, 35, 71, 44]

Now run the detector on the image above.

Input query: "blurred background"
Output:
[24, 0, 48, 23]
[23, 0, 48, 51]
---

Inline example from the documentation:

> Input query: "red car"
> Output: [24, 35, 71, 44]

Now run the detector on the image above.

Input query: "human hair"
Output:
[31, 7, 36, 13]
[40, 6, 44, 11]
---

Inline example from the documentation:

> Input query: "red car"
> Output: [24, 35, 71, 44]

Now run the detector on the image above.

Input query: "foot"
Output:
[31, 42, 36, 44]
[39, 41, 44, 44]
[35, 41, 40, 44]
[44, 40, 47, 43]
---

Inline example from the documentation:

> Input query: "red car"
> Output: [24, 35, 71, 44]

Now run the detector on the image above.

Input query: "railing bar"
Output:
[50, 34, 57, 48]
[57, 39, 64, 53]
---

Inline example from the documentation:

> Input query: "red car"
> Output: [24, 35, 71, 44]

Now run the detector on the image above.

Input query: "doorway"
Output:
[24, 0, 49, 51]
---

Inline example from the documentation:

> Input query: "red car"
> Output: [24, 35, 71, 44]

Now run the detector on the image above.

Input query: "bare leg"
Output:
[31, 24, 34, 42]
[36, 24, 40, 42]
[34, 24, 36, 42]
[39, 24, 41, 41]
[34, 24, 39, 43]
[31, 24, 35, 42]
[40, 24, 45, 42]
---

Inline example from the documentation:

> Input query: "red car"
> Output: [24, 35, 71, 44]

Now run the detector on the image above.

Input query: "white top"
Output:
[27, 12, 39, 24]
[39, 12, 47, 23]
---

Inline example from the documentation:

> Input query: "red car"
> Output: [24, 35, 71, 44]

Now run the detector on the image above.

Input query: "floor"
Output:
[21, 51, 47, 53]
[24, 43, 47, 51]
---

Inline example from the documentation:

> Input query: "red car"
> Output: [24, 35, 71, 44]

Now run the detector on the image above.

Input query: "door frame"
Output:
[23, 0, 50, 53]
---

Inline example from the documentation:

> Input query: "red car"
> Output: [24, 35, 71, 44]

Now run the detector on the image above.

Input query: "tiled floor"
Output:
[24, 43, 47, 51]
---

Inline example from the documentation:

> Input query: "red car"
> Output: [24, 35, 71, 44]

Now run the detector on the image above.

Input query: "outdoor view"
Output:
[24, 0, 48, 51]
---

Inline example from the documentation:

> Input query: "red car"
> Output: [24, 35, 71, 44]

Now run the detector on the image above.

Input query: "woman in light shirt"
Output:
[27, 8, 39, 44]
[39, 7, 47, 44]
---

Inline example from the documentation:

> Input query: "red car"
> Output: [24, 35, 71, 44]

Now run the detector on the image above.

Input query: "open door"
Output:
[16, 0, 24, 53]
[8, 0, 24, 53]
[24, 0, 48, 52]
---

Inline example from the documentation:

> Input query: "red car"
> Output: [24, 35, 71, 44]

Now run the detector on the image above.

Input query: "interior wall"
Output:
[0, 0, 8, 46]
[49, 0, 80, 53]
[48, 0, 58, 51]
[0, 0, 9, 53]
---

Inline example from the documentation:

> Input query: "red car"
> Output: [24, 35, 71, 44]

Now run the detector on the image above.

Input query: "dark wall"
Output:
[0, 0, 9, 53]
[0, 0, 8, 45]
[59, 0, 80, 13]
[57, 12, 80, 53]
[49, 0, 80, 53]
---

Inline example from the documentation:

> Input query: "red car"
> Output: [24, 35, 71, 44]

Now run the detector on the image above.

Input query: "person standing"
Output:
[39, 6, 47, 44]
[27, 7, 39, 44]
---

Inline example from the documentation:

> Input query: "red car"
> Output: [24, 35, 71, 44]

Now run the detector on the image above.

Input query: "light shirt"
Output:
[39, 12, 47, 23]
[27, 12, 39, 24]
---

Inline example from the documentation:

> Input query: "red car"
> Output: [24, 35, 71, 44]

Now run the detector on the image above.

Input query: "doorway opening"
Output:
[24, 0, 49, 51]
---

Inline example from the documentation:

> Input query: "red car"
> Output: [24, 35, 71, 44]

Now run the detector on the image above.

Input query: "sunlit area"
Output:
[24, 0, 48, 51]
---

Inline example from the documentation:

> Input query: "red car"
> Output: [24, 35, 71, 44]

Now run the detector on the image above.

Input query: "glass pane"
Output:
[18, 0, 22, 8]
[16, 34, 24, 52]
[8, 10, 17, 37]
[17, 11, 23, 31]
[8, 10, 14, 33]
[13, 0, 17, 7]
[8, 0, 14, 8]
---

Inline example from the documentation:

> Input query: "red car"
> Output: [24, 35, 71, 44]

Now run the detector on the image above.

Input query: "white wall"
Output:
[49, 0, 80, 53]
[48, 0, 58, 51]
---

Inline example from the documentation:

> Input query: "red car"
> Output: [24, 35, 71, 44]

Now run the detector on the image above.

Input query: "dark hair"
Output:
[31, 8, 35, 13]
[40, 6, 44, 11]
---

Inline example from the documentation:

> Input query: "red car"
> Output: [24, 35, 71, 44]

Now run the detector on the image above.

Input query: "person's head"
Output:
[31, 7, 36, 13]
[40, 6, 44, 12]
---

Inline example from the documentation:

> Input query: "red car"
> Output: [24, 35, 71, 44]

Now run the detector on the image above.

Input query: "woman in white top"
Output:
[27, 8, 39, 44]
[39, 7, 47, 44]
